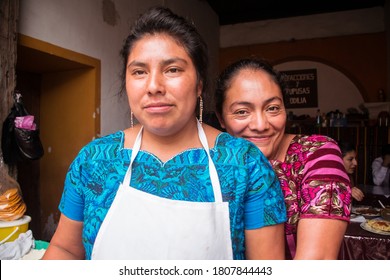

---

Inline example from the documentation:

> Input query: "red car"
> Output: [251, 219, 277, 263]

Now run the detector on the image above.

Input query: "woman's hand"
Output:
[351, 186, 364, 201]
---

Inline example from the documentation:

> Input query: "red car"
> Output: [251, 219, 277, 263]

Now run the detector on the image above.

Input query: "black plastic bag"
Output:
[1, 91, 44, 164]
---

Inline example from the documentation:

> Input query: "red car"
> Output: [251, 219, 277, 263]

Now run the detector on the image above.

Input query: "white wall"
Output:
[19, 0, 219, 136]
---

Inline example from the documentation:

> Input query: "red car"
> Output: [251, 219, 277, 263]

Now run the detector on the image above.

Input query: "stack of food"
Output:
[0, 168, 27, 222]
[0, 188, 26, 221]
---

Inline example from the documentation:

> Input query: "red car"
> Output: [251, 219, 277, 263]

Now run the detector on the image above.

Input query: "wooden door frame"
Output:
[17, 34, 100, 240]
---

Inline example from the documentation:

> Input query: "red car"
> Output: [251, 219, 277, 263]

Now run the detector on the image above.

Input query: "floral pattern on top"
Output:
[270, 134, 352, 258]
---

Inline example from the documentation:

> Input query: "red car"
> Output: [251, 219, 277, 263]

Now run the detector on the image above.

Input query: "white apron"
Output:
[91, 121, 233, 260]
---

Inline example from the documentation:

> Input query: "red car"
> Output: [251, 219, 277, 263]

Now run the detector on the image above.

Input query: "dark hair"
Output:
[338, 142, 356, 158]
[119, 6, 209, 97]
[382, 144, 390, 157]
[214, 58, 287, 116]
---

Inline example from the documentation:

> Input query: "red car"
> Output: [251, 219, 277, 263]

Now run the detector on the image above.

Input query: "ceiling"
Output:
[206, 0, 386, 25]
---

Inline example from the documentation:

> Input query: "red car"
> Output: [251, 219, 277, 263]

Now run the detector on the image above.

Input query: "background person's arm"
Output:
[294, 218, 347, 259]
[245, 223, 285, 259]
[372, 157, 389, 185]
[42, 214, 85, 259]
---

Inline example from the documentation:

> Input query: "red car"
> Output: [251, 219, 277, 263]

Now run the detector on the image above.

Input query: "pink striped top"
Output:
[270, 134, 352, 259]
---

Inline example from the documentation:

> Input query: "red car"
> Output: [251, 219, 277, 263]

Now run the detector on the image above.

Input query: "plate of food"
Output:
[352, 206, 381, 218]
[360, 219, 390, 236]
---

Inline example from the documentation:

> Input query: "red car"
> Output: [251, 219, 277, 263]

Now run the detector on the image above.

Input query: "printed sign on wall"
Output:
[280, 69, 318, 108]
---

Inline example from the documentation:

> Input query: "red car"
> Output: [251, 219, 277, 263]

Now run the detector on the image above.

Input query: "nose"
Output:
[146, 71, 165, 95]
[248, 111, 269, 131]
[352, 159, 358, 166]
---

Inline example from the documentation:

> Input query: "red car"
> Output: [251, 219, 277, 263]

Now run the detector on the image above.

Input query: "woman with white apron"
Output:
[92, 122, 233, 259]
[42, 6, 286, 260]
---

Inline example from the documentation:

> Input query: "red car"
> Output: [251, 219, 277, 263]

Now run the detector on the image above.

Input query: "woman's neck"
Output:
[273, 133, 295, 162]
[128, 118, 203, 162]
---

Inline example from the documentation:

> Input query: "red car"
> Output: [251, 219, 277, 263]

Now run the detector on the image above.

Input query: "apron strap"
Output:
[123, 127, 143, 187]
[196, 120, 223, 203]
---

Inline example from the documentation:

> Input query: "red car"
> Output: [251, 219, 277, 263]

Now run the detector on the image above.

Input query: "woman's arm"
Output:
[42, 214, 85, 259]
[294, 218, 347, 259]
[245, 224, 285, 260]
[291, 139, 350, 259]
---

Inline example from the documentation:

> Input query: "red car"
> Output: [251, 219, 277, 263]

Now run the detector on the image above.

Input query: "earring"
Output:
[199, 96, 203, 124]
[130, 110, 134, 128]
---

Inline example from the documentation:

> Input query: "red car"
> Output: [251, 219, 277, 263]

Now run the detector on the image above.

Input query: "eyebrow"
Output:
[264, 96, 283, 104]
[127, 57, 189, 69]
[229, 101, 253, 109]
[229, 96, 283, 108]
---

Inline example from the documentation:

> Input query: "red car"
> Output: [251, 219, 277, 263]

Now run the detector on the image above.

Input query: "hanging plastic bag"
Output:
[1, 90, 44, 165]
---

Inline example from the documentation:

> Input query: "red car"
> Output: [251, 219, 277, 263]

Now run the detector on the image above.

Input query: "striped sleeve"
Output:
[303, 141, 350, 184]
[300, 140, 351, 220]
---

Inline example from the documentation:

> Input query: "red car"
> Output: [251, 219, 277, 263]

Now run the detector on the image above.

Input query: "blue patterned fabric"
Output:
[59, 131, 287, 259]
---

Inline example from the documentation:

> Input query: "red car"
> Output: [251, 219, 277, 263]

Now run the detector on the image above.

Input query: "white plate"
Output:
[360, 221, 390, 236]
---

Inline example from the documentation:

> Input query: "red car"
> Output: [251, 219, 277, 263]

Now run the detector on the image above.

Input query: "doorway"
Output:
[16, 34, 100, 241]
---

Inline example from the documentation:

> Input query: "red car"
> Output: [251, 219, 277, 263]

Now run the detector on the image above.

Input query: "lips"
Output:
[244, 135, 272, 143]
[143, 102, 173, 113]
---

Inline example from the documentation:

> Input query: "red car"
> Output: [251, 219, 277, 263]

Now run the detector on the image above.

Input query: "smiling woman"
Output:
[215, 57, 352, 259]
[41, 6, 287, 260]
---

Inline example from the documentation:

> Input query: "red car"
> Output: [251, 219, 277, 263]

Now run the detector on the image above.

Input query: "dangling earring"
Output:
[130, 110, 134, 128]
[198, 96, 203, 124]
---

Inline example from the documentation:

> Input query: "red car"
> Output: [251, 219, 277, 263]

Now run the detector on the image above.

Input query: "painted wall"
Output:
[274, 60, 374, 119]
[19, 0, 219, 136]
[218, 7, 389, 120]
[19, 2, 387, 131]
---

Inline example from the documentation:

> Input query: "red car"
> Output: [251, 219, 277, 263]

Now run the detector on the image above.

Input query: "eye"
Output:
[131, 69, 146, 77]
[236, 110, 247, 115]
[232, 109, 250, 118]
[168, 67, 179, 73]
[266, 105, 283, 115]
[165, 67, 183, 76]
